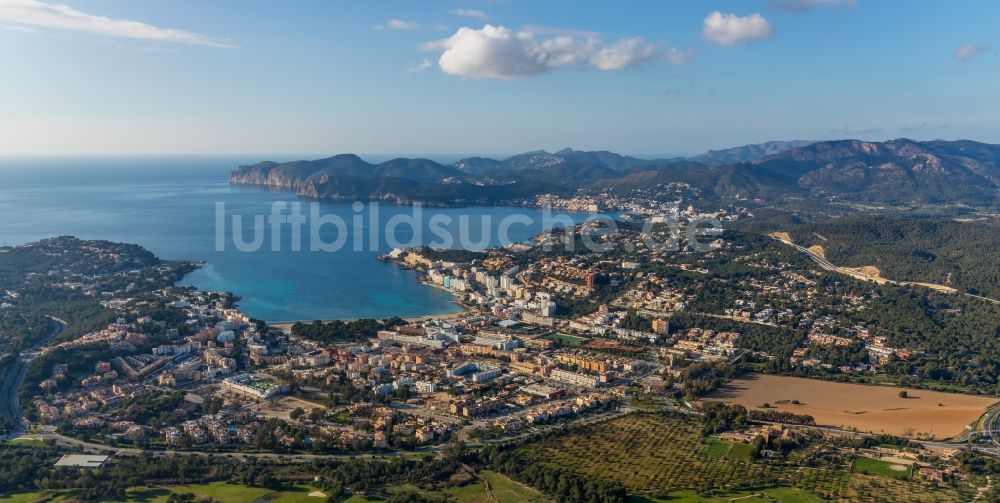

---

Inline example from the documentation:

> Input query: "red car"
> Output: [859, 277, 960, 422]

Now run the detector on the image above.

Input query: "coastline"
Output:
[269, 305, 474, 333]
[268, 259, 477, 333]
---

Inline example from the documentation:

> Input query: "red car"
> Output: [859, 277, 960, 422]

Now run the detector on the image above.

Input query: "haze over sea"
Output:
[0, 156, 588, 322]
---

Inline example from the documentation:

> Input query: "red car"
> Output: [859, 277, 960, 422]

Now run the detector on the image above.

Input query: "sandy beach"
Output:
[269, 304, 476, 333]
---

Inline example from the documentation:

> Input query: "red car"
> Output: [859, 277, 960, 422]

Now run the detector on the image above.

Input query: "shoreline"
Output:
[268, 266, 477, 333]
[269, 303, 475, 333]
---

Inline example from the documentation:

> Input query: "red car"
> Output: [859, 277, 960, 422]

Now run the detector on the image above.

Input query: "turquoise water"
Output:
[0, 156, 589, 321]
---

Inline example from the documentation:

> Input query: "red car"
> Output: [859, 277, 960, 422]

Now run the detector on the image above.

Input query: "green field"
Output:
[3, 473, 540, 503]
[701, 437, 730, 459]
[0, 492, 66, 503]
[631, 486, 824, 502]
[5, 438, 46, 448]
[700, 437, 751, 461]
[851, 457, 913, 480]
[543, 332, 589, 346]
[125, 483, 329, 503]
[517, 412, 965, 502]
[630, 395, 667, 412]
[726, 442, 752, 461]
[341, 472, 545, 503]
[480, 470, 547, 502]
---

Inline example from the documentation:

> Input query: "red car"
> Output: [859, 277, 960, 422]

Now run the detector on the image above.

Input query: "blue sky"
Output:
[0, 0, 997, 157]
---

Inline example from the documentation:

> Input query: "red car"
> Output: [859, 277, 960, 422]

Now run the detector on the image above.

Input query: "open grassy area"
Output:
[0, 492, 66, 503]
[5, 438, 46, 448]
[701, 437, 730, 459]
[8, 482, 499, 503]
[630, 486, 824, 502]
[700, 437, 751, 461]
[630, 395, 668, 412]
[480, 470, 547, 502]
[543, 332, 589, 346]
[851, 457, 912, 480]
[517, 412, 966, 502]
[125, 483, 328, 503]
[726, 442, 752, 461]
[341, 472, 543, 503]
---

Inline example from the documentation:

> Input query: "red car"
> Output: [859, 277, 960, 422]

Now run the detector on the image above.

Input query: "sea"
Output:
[0, 156, 590, 322]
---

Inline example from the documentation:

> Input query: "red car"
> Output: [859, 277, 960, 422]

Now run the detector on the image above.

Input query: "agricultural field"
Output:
[517, 412, 973, 502]
[851, 457, 912, 480]
[703, 374, 997, 439]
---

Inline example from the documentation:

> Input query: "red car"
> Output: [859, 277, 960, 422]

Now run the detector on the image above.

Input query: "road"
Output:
[771, 234, 896, 284]
[0, 356, 27, 432]
[0, 315, 65, 439]
[767, 234, 993, 298]
[27, 431, 439, 462]
[963, 292, 1000, 306]
[19, 405, 634, 463]
[772, 234, 1000, 309]
[954, 403, 1000, 453]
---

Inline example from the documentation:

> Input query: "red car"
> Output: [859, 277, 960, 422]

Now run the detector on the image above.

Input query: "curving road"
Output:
[768, 234, 987, 298]
[0, 316, 65, 439]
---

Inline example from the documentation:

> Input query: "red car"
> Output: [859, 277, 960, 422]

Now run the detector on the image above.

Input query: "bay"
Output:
[0, 156, 589, 322]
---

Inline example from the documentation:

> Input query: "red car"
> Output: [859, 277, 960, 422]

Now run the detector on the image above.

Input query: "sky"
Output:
[0, 0, 997, 158]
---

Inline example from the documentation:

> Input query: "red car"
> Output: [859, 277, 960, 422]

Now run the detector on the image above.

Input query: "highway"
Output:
[771, 234, 896, 285]
[0, 316, 66, 439]
[767, 234, 1000, 302]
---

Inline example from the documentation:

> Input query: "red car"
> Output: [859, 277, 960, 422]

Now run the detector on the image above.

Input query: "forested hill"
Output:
[776, 215, 1000, 299]
[230, 139, 1000, 208]
[0, 236, 159, 289]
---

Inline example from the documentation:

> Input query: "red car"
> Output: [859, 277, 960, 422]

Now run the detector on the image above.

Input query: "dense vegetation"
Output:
[478, 446, 627, 503]
[514, 412, 973, 501]
[0, 236, 158, 288]
[291, 317, 404, 343]
[0, 441, 473, 502]
[787, 215, 1000, 299]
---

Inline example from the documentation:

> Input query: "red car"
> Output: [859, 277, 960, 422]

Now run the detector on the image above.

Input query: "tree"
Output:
[898, 390, 908, 398]
[290, 407, 305, 421]
[309, 408, 325, 421]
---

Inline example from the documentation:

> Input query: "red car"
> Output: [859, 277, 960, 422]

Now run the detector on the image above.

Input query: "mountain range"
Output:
[229, 139, 1000, 207]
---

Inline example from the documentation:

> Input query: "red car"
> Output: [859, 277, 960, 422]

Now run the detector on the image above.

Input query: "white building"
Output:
[549, 368, 600, 388]
[221, 374, 286, 399]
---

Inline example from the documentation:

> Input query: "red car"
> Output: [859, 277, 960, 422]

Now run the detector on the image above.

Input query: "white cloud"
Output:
[424, 25, 684, 79]
[375, 19, 418, 31]
[451, 8, 487, 19]
[702, 11, 774, 46]
[954, 43, 989, 62]
[0, 0, 230, 47]
[405, 58, 432, 74]
[770, 0, 855, 13]
[665, 48, 695, 67]
[589, 37, 657, 70]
